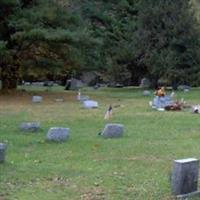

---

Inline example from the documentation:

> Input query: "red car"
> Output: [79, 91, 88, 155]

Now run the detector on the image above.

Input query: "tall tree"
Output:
[0, 0, 101, 91]
[78, 0, 200, 86]
[76, 0, 140, 85]
[132, 0, 200, 86]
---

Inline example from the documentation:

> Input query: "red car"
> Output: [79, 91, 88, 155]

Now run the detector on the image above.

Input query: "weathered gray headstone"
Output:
[83, 100, 98, 109]
[0, 143, 6, 163]
[171, 158, 199, 196]
[143, 90, 151, 96]
[46, 127, 70, 142]
[140, 78, 150, 88]
[32, 96, 43, 103]
[178, 85, 191, 91]
[101, 123, 124, 138]
[20, 122, 40, 132]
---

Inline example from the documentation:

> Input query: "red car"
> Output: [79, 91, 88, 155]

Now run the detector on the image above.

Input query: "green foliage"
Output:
[1, 0, 200, 90]
[76, 0, 200, 86]
[133, 0, 200, 86]
[75, 0, 140, 84]
[0, 0, 103, 90]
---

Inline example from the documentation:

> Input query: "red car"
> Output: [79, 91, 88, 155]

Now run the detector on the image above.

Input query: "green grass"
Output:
[1, 87, 200, 200]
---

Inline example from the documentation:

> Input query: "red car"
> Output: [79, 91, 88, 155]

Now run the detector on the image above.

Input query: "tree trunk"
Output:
[1, 64, 19, 92]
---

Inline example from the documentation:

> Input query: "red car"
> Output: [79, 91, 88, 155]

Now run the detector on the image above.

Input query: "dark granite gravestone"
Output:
[20, 122, 40, 132]
[101, 123, 124, 138]
[171, 158, 199, 196]
[46, 127, 70, 142]
[0, 143, 6, 163]
[32, 96, 43, 103]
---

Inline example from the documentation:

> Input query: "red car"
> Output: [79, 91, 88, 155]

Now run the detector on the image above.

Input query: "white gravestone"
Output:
[83, 100, 98, 109]
[32, 96, 43, 103]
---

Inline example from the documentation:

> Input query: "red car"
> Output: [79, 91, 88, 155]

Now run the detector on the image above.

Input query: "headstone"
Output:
[0, 143, 6, 163]
[20, 122, 40, 132]
[43, 81, 54, 87]
[115, 83, 124, 88]
[32, 82, 44, 86]
[101, 123, 124, 138]
[46, 127, 70, 142]
[184, 88, 190, 93]
[143, 90, 151, 96]
[70, 78, 84, 90]
[65, 79, 71, 90]
[171, 158, 199, 196]
[55, 98, 64, 102]
[178, 85, 191, 91]
[152, 96, 173, 109]
[140, 78, 150, 88]
[24, 82, 31, 86]
[83, 100, 98, 109]
[32, 96, 43, 103]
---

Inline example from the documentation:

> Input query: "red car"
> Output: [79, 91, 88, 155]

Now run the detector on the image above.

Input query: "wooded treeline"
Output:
[1, 0, 200, 91]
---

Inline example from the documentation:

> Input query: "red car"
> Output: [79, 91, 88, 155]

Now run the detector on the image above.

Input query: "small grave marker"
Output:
[171, 158, 199, 196]
[46, 127, 70, 142]
[83, 100, 98, 109]
[32, 96, 43, 103]
[140, 78, 150, 88]
[20, 122, 40, 132]
[101, 123, 124, 138]
[143, 90, 151, 96]
[0, 143, 6, 163]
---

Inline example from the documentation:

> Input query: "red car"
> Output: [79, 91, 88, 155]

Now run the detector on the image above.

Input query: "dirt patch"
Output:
[80, 187, 106, 200]
[0, 193, 8, 200]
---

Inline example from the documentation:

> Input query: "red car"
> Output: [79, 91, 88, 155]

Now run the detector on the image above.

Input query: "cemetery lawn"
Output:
[1, 86, 200, 200]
